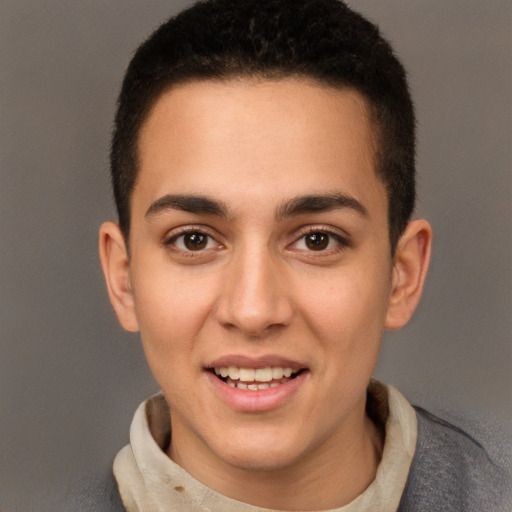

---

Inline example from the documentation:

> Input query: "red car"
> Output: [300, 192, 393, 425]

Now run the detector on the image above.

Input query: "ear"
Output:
[98, 221, 139, 332]
[385, 219, 432, 330]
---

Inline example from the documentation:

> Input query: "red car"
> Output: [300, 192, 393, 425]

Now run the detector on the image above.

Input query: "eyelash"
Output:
[163, 227, 222, 255]
[162, 226, 351, 256]
[290, 226, 351, 254]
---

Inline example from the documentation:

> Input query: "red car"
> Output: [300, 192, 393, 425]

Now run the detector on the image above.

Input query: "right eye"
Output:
[168, 231, 218, 252]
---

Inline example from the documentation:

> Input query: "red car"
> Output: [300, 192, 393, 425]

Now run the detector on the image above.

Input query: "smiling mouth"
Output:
[210, 366, 304, 390]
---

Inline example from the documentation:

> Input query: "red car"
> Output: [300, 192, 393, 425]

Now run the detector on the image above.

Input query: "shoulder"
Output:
[104, 471, 126, 512]
[398, 407, 511, 512]
[86, 471, 126, 511]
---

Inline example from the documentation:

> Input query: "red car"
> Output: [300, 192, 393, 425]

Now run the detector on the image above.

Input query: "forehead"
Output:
[133, 78, 386, 221]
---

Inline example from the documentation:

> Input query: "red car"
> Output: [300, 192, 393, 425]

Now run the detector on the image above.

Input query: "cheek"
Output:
[131, 265, 218, 362]
[132, 279, 210, 401]
[299, 264, 392, 352]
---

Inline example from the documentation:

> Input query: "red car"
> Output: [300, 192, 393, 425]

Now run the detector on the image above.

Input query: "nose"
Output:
[215, 245, 294, 338]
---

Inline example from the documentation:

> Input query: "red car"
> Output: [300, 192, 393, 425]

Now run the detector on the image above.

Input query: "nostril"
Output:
[214, 266, 294, 337]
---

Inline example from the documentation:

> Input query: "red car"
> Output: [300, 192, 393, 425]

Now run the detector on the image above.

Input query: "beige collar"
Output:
[114, 381, 417, 511]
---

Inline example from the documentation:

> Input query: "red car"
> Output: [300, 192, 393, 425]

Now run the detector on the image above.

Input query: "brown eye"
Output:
[183, 232, 208, 250]
[304, 232, 330, 251]
[166, 229, 222, 255]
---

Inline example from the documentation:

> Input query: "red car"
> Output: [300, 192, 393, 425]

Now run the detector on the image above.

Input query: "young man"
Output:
[99, 0, 510, 510]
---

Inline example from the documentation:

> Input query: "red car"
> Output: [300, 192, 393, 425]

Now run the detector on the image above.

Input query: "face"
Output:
[116, 79, 398, 477]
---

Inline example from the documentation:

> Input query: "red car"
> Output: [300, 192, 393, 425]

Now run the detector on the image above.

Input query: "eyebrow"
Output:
[145, 194, 229, 218]
[145, 192, 368, 221]
[276, 193, 368, 220]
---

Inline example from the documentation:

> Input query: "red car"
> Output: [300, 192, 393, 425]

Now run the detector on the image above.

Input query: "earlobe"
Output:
[385, 219, 432, 330]
[98, 221, 140, 332]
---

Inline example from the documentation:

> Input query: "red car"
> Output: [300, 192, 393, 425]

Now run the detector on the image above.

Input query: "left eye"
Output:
[171, 232, 217, 251]
[295, 231, 339, 251]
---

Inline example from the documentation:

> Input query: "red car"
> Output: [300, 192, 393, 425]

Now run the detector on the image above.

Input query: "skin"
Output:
[100, 78, 432, 510]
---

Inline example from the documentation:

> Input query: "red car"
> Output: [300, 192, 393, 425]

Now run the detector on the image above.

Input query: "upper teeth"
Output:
[214, 366, 297, 382]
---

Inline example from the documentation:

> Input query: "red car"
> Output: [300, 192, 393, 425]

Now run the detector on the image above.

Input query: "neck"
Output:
[169, 395, 384, 510]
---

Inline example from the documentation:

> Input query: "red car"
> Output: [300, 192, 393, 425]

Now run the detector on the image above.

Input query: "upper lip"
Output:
[206, 354, 307, 370]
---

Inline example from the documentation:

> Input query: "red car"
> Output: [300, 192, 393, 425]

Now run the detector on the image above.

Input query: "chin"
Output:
[219, 447, 301, 473]
[206, 427, 313, 474]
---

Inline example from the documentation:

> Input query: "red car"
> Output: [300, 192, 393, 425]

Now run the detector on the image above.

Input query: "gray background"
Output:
[1, 1, 510, 510]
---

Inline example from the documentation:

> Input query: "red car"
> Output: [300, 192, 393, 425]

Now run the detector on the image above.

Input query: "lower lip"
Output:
[205, 371, 308, 413]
